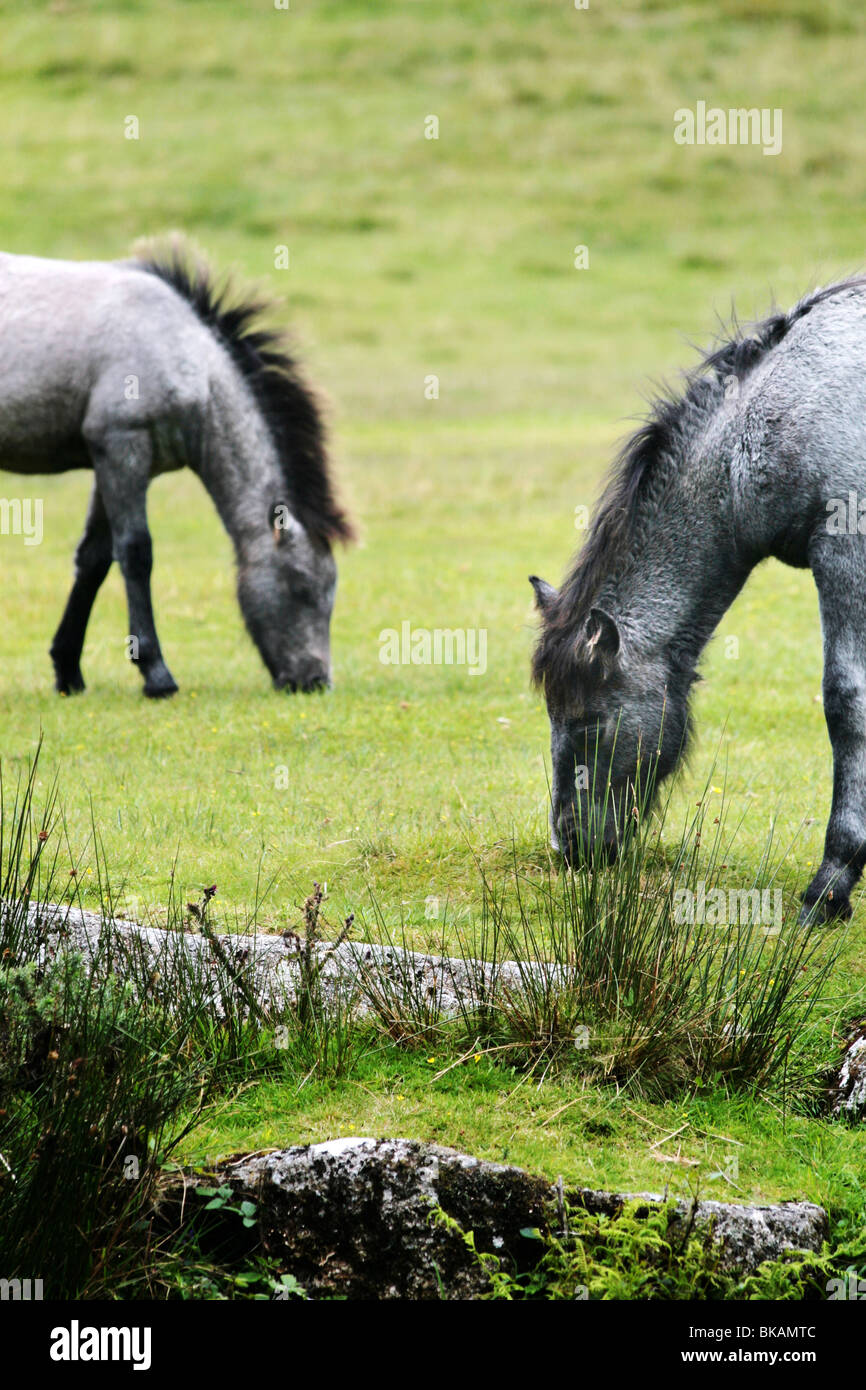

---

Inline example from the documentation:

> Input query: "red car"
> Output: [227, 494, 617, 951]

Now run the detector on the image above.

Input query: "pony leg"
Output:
[87, 428, 179, 698]
[50, 484, 113, 694]
[800, 543, 866, 922]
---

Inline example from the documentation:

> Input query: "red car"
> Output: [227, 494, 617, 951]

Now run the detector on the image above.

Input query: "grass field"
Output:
[2, 0, 865, 1238]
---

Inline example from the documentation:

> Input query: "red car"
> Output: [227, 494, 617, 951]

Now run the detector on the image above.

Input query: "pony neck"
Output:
[603, 457, 753, 678]
[193, 363, 283, 560]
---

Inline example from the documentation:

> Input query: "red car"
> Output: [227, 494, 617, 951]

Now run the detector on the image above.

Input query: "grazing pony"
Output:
[531, 278, 866, 923]
[0, 240, 352, 696]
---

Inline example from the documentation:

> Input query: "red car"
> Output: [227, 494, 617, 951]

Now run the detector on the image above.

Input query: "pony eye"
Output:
[571, 718, 603, 741]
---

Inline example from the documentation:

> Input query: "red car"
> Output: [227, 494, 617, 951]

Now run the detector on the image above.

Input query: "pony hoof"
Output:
[143, 671, 179, 699]
[54, 669, 85, 695]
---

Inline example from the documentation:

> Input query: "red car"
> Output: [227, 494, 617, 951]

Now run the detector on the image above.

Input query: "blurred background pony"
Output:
[0, 239, 352, 697]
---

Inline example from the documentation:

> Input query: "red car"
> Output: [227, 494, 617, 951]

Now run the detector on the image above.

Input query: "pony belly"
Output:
[0, 435, 91, 476]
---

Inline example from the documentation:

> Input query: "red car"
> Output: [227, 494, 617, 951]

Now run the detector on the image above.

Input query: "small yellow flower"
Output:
[474, 1054, 482, 1063]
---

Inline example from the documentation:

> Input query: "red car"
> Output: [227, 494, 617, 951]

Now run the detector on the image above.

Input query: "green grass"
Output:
[1, 0, 864, 1230]
[180, 1049, 866, 1216]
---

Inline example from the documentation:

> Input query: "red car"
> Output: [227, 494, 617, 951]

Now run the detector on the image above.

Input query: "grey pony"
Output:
[531, 278, 866, 924]
[0, 240, 352, 696]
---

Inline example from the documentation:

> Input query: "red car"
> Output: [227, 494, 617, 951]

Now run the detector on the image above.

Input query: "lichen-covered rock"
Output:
[211, 1138, 551, 1299]
[572, 1188, 828, 1275]
[829, 1020, 866, 1119]
[22, 900, 531, 1021]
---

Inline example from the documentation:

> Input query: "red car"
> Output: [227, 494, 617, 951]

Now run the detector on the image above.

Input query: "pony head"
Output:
[530, 576, 691, 861]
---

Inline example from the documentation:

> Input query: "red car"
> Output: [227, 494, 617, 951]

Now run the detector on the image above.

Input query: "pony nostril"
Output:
[301, 667, 330, 693]
[275, 664, 329, 693]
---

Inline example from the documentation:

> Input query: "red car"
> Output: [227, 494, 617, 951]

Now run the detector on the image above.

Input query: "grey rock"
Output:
[829, 1020, 866, 1118]
[18, 898, 558, 1020]
[172, 1137, 551, 1300]
[573, 1188, 828, 1275]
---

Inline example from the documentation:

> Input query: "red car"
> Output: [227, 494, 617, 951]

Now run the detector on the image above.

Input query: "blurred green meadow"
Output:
[1, 0, 865, 1208]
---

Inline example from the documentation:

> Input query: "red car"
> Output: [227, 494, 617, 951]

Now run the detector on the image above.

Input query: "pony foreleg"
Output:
[50, 484, 113, 694]
[87, 428, 179, 698]
[115, 527, 179, 697]
[800, 550, 866, 922]
[800, 665, 866, 922]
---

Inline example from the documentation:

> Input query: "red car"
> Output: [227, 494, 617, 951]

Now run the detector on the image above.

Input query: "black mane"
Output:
[135, 239, 353, 545]
[532, 278, 866, 698]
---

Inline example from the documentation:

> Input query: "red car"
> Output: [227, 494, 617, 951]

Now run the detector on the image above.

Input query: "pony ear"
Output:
[529, 575, 558, 614]
[582, 606, 621, 663]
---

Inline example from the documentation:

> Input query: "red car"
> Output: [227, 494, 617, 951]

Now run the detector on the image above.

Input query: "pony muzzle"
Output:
[274, 659, 331, 694]
[552, 801, 620, 866]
